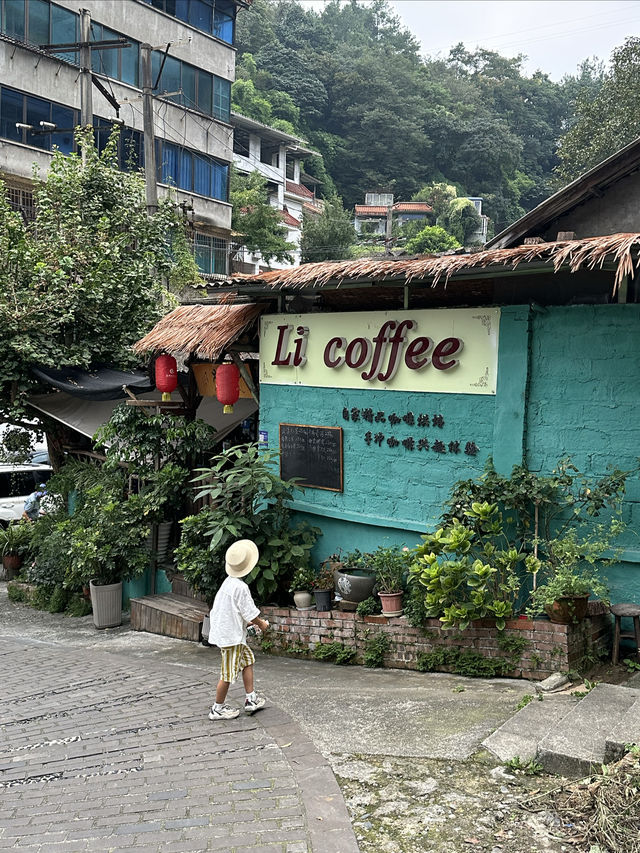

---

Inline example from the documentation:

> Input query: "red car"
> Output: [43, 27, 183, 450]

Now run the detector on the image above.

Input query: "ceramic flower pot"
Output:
[544, 594, 589, 624]
[378, 591, 403, 617]
[293, 590, 313, 609]
[334, 568, 376, 604]
[2, 554, 22, 580]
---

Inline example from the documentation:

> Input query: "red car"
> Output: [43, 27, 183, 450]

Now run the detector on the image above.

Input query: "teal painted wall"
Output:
[260, 303, 640, 604]
[526, 304, 640, 604]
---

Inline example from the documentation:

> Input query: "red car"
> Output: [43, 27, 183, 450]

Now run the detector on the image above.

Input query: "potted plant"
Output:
[289, 566, 315, 610]
[371, 545, 411, 616]
[333, 549, 377, 606]
[526, 525, 616, 624]
[312, 564, 335, 612]
[0, 521, 33, 579]
[67, 484, 151, 629]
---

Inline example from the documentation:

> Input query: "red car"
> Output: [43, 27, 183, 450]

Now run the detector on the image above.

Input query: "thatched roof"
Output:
[133, 303, 263, 360]
[230, 232, 640, 296]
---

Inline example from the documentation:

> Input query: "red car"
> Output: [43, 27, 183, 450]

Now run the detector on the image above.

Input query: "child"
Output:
[208, 539, 269, 720]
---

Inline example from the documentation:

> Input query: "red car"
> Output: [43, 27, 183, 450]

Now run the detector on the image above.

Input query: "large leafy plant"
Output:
[176, 445, 320, 602]
[410, 501, 539, 631]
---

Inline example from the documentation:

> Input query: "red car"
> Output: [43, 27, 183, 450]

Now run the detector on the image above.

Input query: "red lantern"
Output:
[216, 363, 240, 414]
[155, 353, 178, 401]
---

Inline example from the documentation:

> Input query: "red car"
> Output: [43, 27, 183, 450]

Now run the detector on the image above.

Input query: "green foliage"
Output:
[438, 197, 482, 245]
[289, 565, 316, 593]
[363, 632, 390, 668]
[405, 225, 461, 255]
[300, 196, 356, 263]
[313, 641, 356, 665]
[623, 658, 640, 673]
[179, 444, 320, 602]
[369, 545, 410, 593]
[409, 502, 528, 631]
[65, 594, 93, 618]
[555, 38, 638, 184]
[416, 646, 512, 678]
[497, 633, 529, 659]
[0, 427, 38, 463]
[230, 168, 294, 264]
[516, 694, 534, 711]
[356, 596, 381, 617]
[7, 582, 29, 603]
[571, 678, 599, 698]
[0, 128, 196, 428]
[0, 521, 33, 557]
[504, 756, 543, 775]
[311, 564, 335, 591]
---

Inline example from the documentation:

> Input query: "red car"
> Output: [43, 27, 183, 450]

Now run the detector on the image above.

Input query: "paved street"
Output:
[0, 628, 357, 853]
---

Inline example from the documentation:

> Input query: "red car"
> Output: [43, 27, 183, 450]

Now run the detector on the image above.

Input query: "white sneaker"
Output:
[208, 704, 240, 720]
[244, 694, 266, 715]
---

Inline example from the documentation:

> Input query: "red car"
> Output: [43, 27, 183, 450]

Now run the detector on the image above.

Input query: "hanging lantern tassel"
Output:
[155, 353, 178, 402]
[216, 362, 240, 414]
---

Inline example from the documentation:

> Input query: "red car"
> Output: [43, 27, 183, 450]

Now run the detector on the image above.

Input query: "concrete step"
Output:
[537, 683, 640, 777]
[605, 696, 640, 762]
[483, 694, 580, 763]
[130, 593, 209, 642]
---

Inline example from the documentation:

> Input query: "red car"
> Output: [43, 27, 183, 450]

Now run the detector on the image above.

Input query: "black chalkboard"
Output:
[279, 423, 343, 492]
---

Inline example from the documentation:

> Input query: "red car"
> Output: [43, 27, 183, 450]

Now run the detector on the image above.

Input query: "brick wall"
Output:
[251, 601, 612, 680]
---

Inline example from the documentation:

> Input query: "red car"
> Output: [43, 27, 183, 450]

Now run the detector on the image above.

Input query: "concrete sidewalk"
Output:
[0, 585, 555, 853]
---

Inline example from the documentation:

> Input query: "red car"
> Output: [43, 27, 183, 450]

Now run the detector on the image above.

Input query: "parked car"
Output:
[0, 463, 53, 526]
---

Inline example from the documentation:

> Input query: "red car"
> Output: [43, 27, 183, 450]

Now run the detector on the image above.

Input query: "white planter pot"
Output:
[293, 590, 313, 609]
[89, 580, 123, 629]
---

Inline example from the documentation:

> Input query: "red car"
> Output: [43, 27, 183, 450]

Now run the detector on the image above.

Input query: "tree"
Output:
[439, 198, 482, 245]
[405, 225, 461, 255]
[230, 169, 294, 264]
[300, 196, 356, 263]
[0, 128, 198, 432]
[555, 38, 640, 184]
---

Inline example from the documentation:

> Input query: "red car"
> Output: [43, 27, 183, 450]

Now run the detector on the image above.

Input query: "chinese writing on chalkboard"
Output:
[342, 407, 479, 456]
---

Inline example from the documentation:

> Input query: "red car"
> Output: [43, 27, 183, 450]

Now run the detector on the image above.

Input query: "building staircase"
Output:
[130, 575, 209, 643]
[483, 682, 640, 777]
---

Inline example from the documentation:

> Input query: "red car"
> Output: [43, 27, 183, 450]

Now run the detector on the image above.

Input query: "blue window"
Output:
[152, 50, 229, 122]
[26, 95, 51, 149]
[158, 141, 228, 201]
[50, 104, 75, 154]
[27, 0, 49, 44]
[213, 76, 231, 123]
[94, 118, 144, 171]
[141, 0, 236, 45]
[91, 20, 139, 87]
[3, 0, 26, 40]
[194, 232, 227, 275]
[0, 85, 79, 152]
[51, 3, 77, 63]
[0, 88, 23, 143]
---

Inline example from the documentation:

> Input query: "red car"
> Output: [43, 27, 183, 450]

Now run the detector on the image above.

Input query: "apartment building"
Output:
[231, 110, 321, 273]
[0, 0, 247, 277]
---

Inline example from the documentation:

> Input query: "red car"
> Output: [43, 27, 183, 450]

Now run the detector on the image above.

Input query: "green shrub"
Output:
[416, 646, 512, 678]
[65, 595, 92, 617]
[313, 641, 356, 665]
[356, 596, 380, 617]
[7, 582, 30, 603]
[363, 633, 390, 668]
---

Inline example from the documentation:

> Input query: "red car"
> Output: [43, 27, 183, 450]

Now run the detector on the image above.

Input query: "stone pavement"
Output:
[0, 629, 357, 853]
[0, 584, 559, 853]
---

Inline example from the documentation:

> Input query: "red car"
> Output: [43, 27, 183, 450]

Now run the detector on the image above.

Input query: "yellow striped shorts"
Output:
[220, 643, 255, 683]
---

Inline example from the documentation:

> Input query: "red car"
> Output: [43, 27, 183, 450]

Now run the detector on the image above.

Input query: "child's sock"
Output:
[213, 702, 225, 711]
[246, 691, 257, 702]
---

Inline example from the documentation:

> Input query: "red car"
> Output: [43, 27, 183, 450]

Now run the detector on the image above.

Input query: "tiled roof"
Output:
[281, 209, 301, 228]
[355, 202, 432, 216]
[286, 181, 315, 200]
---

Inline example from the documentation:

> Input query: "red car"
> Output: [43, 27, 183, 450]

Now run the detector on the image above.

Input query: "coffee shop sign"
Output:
[260, 308, 499, 395]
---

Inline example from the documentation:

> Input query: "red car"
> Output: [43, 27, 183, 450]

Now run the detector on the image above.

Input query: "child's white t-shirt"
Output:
[208, 576, 260, 647]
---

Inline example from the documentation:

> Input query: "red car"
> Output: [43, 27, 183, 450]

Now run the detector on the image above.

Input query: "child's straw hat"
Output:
[225, 539, 259, 578]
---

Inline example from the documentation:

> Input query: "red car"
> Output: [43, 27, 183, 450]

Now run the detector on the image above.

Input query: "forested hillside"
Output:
[234, 0, 610, 235]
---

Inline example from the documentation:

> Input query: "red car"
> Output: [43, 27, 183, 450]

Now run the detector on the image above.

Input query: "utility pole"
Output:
[141, 44, 158, 216]
[79, 9, 92, 128]
[385, 202, 394, 255]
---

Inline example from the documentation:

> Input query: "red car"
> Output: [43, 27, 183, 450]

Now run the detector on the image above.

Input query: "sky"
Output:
[301, 0, 640, 79]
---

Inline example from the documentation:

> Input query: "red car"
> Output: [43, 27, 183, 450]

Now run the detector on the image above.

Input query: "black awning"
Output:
[32, 365, 154, 401]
